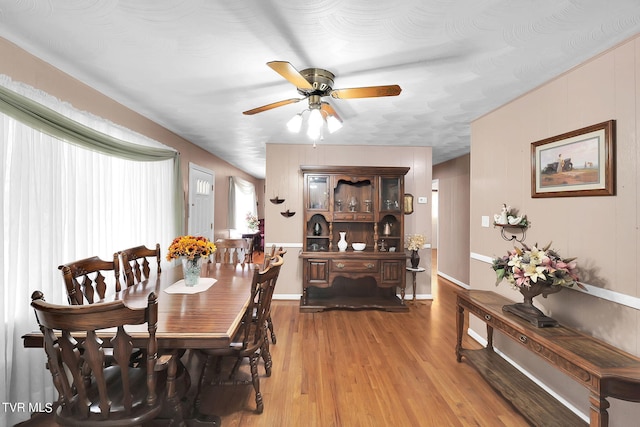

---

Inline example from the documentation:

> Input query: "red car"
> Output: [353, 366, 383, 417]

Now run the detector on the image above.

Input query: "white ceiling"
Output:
[1, 1, 640, 179]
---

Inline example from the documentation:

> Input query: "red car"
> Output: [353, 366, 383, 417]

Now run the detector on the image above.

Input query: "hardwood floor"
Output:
[19, 251, 529, 426]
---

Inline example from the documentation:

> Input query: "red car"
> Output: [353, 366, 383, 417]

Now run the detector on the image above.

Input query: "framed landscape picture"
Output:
[531, 120, 615, 198]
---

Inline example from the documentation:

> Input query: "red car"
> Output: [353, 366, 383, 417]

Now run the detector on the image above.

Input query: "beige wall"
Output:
[470, 34, 640, 424]
[265, 143, 433, 298]
[433, 154, 470, 285]
[0, 37, 262, 234]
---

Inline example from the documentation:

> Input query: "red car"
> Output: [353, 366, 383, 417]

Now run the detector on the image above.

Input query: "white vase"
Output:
[337, 231, 348, 252]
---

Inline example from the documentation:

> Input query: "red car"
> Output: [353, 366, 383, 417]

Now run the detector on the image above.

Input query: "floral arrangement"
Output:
[492, 242, 584, 290]
[246, 212, 259, 231]
[405, 234, 426, 252]
[166, 235, 216, 261]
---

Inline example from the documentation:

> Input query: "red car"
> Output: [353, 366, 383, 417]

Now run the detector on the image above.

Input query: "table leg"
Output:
[456, 300, 464, 362]
[166, 351, 185, 426]
[184, 352, 222, 426]
[589, 393, 610, 427]
[412, 271, 417, 303]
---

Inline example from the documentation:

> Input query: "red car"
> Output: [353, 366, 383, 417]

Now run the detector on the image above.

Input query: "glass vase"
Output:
[182, 256, 203, 287]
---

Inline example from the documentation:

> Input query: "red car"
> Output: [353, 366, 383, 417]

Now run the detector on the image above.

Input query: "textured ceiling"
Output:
[1, 0, 640, 179]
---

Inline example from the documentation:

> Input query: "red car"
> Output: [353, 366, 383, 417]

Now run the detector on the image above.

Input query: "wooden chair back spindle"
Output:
[120, 243, 162, 287]
[58, 254, 121, 305]
[213, 239, 248, 268]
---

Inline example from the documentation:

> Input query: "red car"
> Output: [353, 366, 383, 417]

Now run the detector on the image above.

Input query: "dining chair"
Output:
[261, 245, 286, 344]
[30, 290, 166, 426]
[243, 235, 255, 262]
[213, 238, 248, 268]
[120, 243, 162, 287]
[58, 254, 122, 305]
[195, 256, 283, 415]
[58, 254, 150, 368]
[261, 244, 277, 270]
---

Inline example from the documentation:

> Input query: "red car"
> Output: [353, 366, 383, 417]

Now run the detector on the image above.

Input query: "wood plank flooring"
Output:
[191, 252, 529, 427]
[19, 252, 530, 426]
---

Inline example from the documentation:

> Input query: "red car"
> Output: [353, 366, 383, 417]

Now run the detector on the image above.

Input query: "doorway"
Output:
[188, 163, 215, 241]
[431, 179, 439, 275]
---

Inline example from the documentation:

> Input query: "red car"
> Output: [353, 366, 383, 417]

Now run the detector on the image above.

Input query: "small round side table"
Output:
[405, 266, 426, 303]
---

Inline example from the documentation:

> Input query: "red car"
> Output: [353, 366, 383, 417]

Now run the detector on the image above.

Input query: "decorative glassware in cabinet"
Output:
[308, 176, 329, 210]
[348, 196, 358, 212]
[380, 177, 401, 211]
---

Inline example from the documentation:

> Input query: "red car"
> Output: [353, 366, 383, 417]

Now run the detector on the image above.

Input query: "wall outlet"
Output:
[481, 216, 490, 228]
[417, 196, 427, 204]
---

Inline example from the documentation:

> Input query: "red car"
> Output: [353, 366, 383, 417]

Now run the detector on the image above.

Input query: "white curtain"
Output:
[0, 78, 176, 426]
[228, 176, 257, 234]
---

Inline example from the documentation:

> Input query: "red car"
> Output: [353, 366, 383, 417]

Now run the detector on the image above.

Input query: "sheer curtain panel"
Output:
[228, 176, 257, 234]
[0, 78, 178, 426]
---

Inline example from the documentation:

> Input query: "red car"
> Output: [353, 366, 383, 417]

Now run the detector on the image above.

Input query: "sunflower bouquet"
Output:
[166, 235, 216, 261]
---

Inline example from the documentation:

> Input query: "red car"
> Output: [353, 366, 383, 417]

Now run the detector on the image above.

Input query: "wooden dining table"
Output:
[22, 261, 257, 426]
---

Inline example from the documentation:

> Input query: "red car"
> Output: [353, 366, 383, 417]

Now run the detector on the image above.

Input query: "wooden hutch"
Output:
[299, 165, 410, 312]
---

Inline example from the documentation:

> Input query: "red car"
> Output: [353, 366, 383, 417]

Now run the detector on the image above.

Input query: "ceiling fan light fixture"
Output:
[307, 108, 323, 139]
[308, 107, 323, 129]
[248, 61, 401, 143]
[286, 113, 303, 133]
[326, 115, 343, 134]
[306, 122, 322, 140]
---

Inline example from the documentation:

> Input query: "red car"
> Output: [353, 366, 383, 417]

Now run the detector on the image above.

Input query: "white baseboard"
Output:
[273, 293, 302, 300]
[437, 271, 469, 289]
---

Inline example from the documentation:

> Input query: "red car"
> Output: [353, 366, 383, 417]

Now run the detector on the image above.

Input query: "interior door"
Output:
[188, 163, 214, 241]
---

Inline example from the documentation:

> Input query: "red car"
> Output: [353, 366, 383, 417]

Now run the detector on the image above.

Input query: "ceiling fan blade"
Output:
[242, 98, 304, 115]
[267, 61, 314, 90]
[321, 102, 342, 122]
[330, 85, 401, 99]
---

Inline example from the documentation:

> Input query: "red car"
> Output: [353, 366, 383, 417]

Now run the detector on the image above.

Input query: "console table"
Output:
[456, 289, 640, 427]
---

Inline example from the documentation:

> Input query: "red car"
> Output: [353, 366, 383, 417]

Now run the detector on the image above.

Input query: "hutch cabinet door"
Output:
[305, 259, 330, 286]
[379, 176, 402, 213]
[380, 260, 404, 285]
[306, 175, 330, 211]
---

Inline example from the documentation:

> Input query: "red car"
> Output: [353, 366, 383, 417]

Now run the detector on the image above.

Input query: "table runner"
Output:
[164, 277, 217, 294]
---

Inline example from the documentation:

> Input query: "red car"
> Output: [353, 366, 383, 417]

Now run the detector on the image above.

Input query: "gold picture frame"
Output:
[531, 120, 615, 198]
[404, 193, 414, 215]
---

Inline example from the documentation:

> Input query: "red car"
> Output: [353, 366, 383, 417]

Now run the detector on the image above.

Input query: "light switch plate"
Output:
[481, 216, 490, 227]
[417, 196, 427, 204]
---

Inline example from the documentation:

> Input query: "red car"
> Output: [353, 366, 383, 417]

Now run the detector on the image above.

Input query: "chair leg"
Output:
[249, 353, 263, 414]
[261, 334, 272, 377]
[267, 314, 277, 344]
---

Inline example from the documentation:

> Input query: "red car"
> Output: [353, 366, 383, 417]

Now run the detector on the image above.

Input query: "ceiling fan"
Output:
[242, 61, 402, 122]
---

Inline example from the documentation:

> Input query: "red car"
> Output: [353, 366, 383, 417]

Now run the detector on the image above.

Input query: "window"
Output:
[0, 78, 178, 425]
[228, 176, 257, 235]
